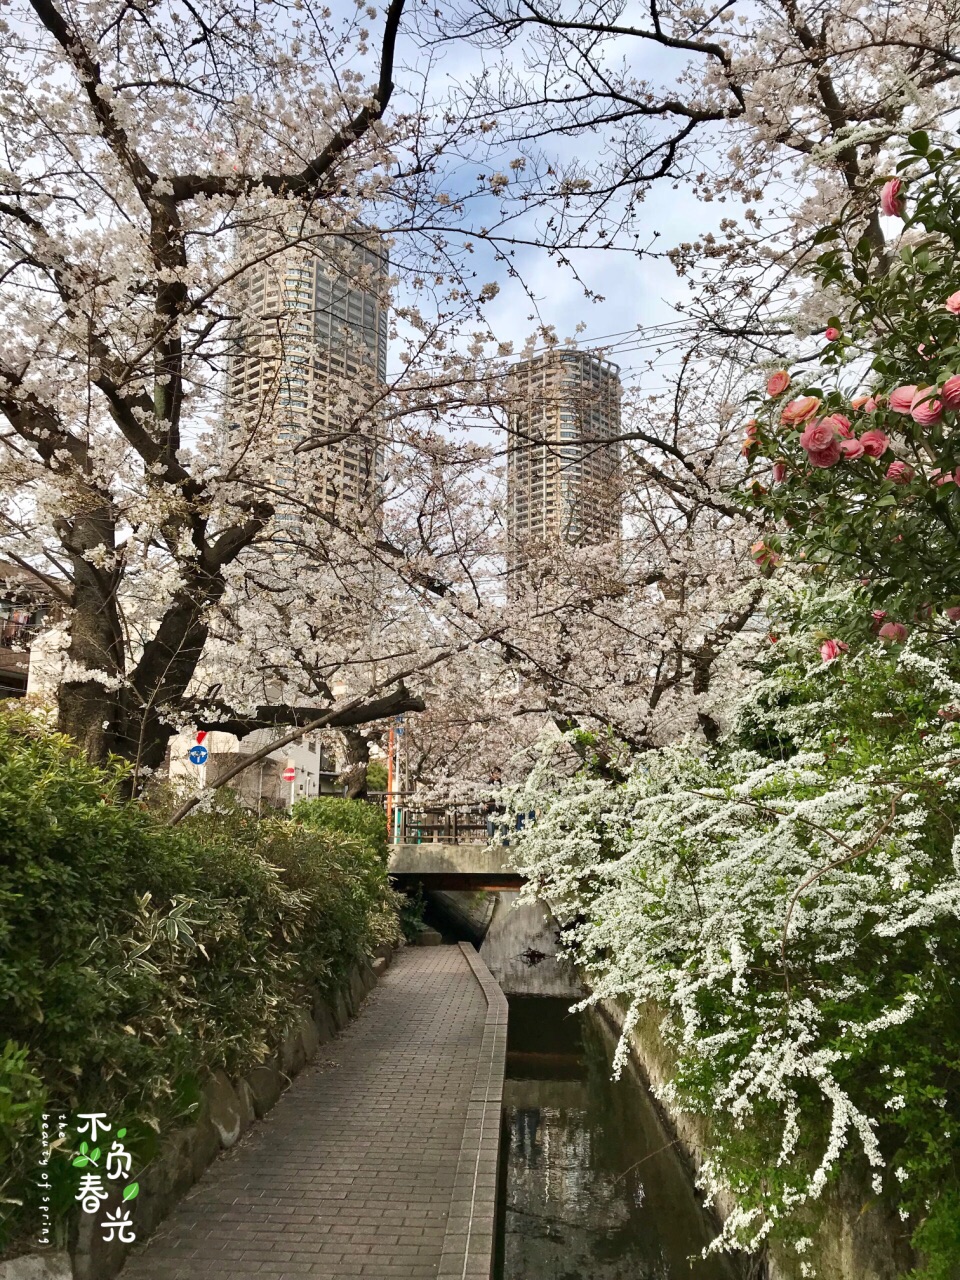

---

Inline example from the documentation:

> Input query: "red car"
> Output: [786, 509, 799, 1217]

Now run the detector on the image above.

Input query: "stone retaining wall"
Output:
[598, 996, 917, 1280]
[1, 946, 394, 1280]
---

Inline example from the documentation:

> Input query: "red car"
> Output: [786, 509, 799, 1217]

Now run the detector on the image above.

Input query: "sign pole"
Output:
[385, 723, 395, 842]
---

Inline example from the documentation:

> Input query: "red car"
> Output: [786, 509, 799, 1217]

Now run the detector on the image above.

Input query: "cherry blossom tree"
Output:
[0, 0, 582, 784]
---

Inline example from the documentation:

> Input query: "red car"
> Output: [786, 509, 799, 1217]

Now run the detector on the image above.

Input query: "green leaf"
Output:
[908, 130, 930, 154]
[117, 1128, 127, 1139]
[123, 1182, 139, 1201]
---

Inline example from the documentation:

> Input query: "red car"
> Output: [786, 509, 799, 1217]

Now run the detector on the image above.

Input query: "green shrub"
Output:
[292, 795, 388, 861]
[0, 709, 398, 1253]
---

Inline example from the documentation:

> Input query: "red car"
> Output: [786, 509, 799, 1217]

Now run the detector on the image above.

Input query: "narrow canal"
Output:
[422, 892, 741, 1280]
[495, 995, 737, 1280]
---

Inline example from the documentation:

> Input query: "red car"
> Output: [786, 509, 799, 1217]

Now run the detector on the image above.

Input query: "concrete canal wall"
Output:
[599, 996, 918, 1280]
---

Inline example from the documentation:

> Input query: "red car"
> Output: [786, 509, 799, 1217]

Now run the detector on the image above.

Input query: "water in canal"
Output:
[421, 892, 741, 1279]
[495, 995, 739, 1280]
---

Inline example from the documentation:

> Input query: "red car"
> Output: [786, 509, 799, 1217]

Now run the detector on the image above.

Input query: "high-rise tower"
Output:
[506, 350, 622, 561]
[227, 227, 389, 535]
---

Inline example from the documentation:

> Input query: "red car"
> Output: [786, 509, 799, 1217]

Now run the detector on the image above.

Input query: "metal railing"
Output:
[370, 792, 494, 845]
[0, 621, 36, 649]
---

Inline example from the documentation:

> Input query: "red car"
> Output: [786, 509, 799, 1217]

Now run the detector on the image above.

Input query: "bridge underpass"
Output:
[387, 841, 526, 891]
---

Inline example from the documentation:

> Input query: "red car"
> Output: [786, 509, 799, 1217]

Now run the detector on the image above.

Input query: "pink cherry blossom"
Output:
[946, 291, 960, 315]
[840, 438, 864, 459]
[886, 461, 915, 483]
[878, 621, 908, 643]
[820, 639, 848, 663]
[859, 429, 890, 458]
[941, 375, 960, 409]
[781, 396, 821, 425]
[880, 178, 904, 218]
[889, 384, 919, 413]
[766, 370, 790, 397]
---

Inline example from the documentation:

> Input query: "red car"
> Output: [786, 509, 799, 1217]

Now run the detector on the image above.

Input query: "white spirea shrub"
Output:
[505, 636, 960, 1259]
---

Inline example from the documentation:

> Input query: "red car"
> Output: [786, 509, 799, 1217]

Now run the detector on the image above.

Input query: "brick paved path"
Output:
[120, 945, 500, 1280]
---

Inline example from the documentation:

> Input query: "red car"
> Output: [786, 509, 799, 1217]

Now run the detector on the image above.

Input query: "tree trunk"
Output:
[338, 728, 371, 799]
[55, 508, 124, 764]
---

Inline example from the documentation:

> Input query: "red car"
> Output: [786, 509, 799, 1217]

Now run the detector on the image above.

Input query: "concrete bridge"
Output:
[388, 842, 525, 890]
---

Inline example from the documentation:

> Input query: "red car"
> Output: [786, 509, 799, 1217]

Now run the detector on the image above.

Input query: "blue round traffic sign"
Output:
[188, 744, 209, 765]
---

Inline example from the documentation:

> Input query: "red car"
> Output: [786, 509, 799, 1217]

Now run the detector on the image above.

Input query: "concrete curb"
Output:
[436, 943, 508, 1280]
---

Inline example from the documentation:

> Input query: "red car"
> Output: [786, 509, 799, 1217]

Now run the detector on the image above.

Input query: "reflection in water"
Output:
[497, 997, 738, 1280]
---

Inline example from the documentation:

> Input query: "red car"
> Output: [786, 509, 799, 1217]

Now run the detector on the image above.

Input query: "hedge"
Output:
[0, 709, 399, 1253]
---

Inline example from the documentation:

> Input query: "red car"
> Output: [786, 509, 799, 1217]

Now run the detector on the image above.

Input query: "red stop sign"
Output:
[282, 765, 296, 782]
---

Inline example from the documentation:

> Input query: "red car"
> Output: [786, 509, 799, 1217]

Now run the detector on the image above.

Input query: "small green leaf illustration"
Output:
[72, 1155, 89, 1168]
[122, 1183, 139, 1201]
[117, 1128, 127, 1139]
[79, 1142, 89, 1155]
[90, 1148, 101, 1162]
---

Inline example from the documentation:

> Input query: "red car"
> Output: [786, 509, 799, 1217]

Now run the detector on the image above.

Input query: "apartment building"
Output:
[506, 350, 623, 561]
[227, 225, 389, 533]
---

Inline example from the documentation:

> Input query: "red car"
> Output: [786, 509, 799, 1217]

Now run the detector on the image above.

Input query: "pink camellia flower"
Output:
[878, 621, 908, 643]
[766, 370, 790, 397]
[880, 177, 904, 218]
[840, 438, 865, 459]
[781, 395, 821, 425]
[820, 639, 848, 664]
[870, 609, 887, 634]
[911, 387, 944, 426]
[889, 384, 919, 413]
[799, 418, 838, 452]
[946, 607, 960, 622]
[772, 460, 787, 483]
[751, 540, 781, 571]
[824, 326, 840, 341]
[851, 394, 870, 410]
[886, 460, 915, 483]
[859, 429, 890, 458]
[807, 442, 843, 468]
[930, 468, 955, 487]
[946, 291, 960, 315]
[741, 419, 759, 456]
[824, 413, 853, 438]
[941, 375, 960, 409]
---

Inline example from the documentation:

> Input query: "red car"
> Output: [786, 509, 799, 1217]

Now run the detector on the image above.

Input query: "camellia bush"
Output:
[0, 709, 399, 1253]
[505, 605, 960, 1275]
[745, 135, 960, 639]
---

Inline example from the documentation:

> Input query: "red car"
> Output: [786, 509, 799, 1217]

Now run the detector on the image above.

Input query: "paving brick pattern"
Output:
[120, 945, 501, 1280]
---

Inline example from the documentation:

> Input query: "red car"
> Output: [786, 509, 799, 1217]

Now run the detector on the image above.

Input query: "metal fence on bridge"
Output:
[370, 792, 491, 845]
